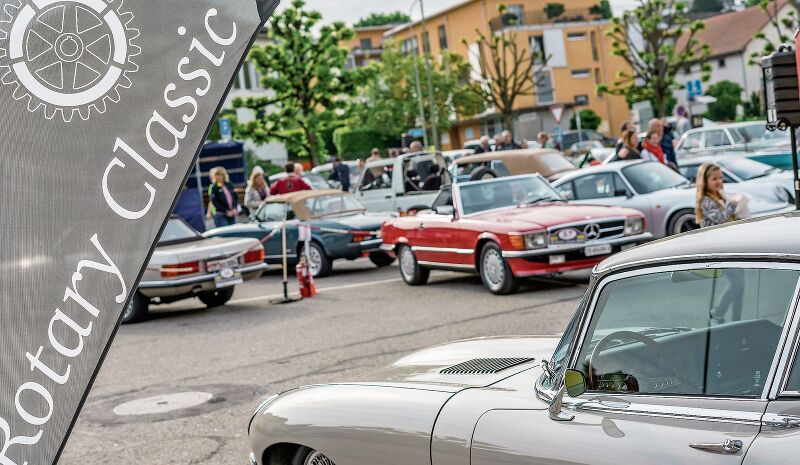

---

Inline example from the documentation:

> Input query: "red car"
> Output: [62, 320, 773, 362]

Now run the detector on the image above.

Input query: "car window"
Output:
[490, 161, 511, 177]
[622, 162, 688, 194]
[786, 348, 800, 392]
[705, 130, 731, 147]
[256, 203, 295, 222]
[360, 166, 393, 191]
[304, 194, 363, 217]
[575, 268, 799, 397]
[737, 123, 789, 142]
[431, 188, 453, 210]
[159, 218, 200, 243]
[573, 173, 617, 200]
[679, 164, 700, 182]
[459, 176, 562, 215]
[729, 128, 746, 145]
[681, 132, 703, 150]
[555, 181, 575, 200]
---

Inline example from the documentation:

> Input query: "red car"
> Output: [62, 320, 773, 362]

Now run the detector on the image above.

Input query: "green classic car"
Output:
[204, 190, 396, 278]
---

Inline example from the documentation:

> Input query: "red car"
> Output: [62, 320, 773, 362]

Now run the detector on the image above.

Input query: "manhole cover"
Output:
[113, 392, 213, 416]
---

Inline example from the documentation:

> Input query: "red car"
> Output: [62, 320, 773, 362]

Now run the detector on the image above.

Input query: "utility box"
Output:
[762, 48, 800, 128]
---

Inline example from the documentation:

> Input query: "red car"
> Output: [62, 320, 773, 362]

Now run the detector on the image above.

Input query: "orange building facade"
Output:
[379, 0, 631, 150]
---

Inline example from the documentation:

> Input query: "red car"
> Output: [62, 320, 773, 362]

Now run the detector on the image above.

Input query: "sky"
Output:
[279, 0, 637, 25]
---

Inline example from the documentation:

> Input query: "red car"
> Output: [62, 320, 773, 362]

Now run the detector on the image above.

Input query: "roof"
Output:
[596, 212, 800, 274]
[265, 189, 350, 220]
[353, 24, 400, 32]
[384, 0, 475, 36]
[676, 0, 792, 59]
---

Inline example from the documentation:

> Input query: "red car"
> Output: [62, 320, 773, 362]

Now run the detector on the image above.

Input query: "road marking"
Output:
[229, 277, 405, 305]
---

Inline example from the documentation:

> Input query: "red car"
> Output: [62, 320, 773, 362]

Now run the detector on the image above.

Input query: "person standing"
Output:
[244, 169, 269, 213]
[661, 119, 677, 167]
[475, 136, 493, 153]
[409, 141, 424, 153]
[270, 162, 312, 195]
[367, 148, 382, 165]
[205, 166, 219, 222]
[695, 162, 747, 322]
[497, 130, 521, 151]
[209, 166, 239, 227]
[615, 121, 636, 154]
[615, 130, 641, 161]
[640, 131, 665, 163]
[675, 106, 692, 137]
[537, 132, 554, 149]
[330, 157, 352, 192]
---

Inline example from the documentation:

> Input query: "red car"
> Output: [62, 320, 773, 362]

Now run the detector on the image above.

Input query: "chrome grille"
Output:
[306, 451, 336, 465]
[549, 219, 625, 245]
[440, 358, 534, 375]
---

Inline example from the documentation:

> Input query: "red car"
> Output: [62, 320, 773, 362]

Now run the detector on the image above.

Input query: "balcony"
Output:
[489, 8, 603, 32]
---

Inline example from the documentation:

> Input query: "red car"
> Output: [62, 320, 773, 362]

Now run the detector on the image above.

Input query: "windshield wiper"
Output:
[518, 197, 565, 208]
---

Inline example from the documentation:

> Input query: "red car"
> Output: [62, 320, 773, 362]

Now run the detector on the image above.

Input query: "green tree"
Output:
[705, 80, 743, 121]
[748, 0, 799, 65]
[597, 0, 711, 117]
[590, 1, 613, 19]
[354, 11, 410, 28]
[570, 109, 602, 130]
[690, 0, 725, 13]
[544, 3, 566, 19]
[742, 91, 764, 119]
[349, 42, 485, 140]
[232, 0, 366, 166]
[465, 5, 549, 133]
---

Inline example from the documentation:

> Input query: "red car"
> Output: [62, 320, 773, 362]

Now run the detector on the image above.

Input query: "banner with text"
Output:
[0, 0, 277, 463]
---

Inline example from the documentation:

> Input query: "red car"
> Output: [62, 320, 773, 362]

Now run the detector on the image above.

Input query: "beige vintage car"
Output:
[450, 148, 577, 183]
[124, 217, 267, 324]
[247, 212, 800, 465]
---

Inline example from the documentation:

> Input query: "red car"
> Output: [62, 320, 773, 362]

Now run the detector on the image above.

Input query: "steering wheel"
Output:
[588, 331, 684, 391]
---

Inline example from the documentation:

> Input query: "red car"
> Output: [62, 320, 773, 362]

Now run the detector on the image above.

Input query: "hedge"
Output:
[333, 127, 397, 160]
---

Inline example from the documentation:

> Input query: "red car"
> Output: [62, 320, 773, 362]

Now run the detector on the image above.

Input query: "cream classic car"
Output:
[248, 212, 800, 465]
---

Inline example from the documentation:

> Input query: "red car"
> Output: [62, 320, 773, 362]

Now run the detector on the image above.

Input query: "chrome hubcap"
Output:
[482, 249, 505, 290]
[400, 247, 416, 279]
[304, 451, 335, 465]
[308, 246, 322, 276]
[123, 298, 134, 320]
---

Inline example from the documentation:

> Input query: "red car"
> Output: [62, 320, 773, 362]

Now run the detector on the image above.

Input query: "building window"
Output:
[402, 37, 419, 55]
[575, 95, 589, 105]
[438, 25, 448, 50]
[535, 70, 554, 104]
[572, 69, 591, 79]
[242, 61, 253, 89]
[567, 32, 586, 41]
[594, 68, 601, 84]
[718, 58, 726, 68]
[590, 31, 599, 61]
[684, 65, 692, 74]
[360, 38, 373, 50]
[531, 35, 546, 65]
[465, 127, 475, 140]
[422, 31, 431, 54]
[504, 4, 524, 25]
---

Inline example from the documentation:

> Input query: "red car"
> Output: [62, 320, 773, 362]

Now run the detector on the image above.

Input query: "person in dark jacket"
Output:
[661, 121, 677, 167]
[209, 166, 239, 227]
[330, 158, 351, 192]
[475, 136, 493, 153]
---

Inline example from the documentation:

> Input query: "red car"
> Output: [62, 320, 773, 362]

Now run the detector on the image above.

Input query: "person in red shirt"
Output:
[270, 162, 312, 195]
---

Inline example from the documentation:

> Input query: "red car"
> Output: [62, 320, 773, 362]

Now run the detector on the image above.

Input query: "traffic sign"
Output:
[219, 118, 233, 141]
[554, 126, 563, 143]
[687, 79, 703, 98]
[550, 104, 565, 124]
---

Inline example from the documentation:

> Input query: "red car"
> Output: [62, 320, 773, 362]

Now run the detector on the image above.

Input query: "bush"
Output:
[705, 80, 743, 122]
[333, 128, 397, 160]
[569, 109, 602, 131]
[544, 3, 565, 19]
[245, 150, 283, 178]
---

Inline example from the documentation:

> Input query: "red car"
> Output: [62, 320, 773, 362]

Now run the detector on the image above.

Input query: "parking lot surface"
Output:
[60, 259, 589, 464]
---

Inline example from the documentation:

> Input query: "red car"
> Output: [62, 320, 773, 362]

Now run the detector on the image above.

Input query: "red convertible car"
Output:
[381, 175, 653, 294]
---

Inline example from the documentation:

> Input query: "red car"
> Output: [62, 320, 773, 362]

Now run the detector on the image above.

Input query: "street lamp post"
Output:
[418, 0, 439, 149]
[409, 0, 429, 148]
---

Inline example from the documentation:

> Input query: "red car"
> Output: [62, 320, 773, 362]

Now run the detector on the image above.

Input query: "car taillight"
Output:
[351, 233, 370, 243]
[160, 261, 200, 278]
[244, 248, 265, 263]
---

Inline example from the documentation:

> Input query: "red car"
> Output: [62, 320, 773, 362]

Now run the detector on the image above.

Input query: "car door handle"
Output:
[763, 415, 800, 428]
[689, 439, 742, 455]
[384, 195, 392, 199]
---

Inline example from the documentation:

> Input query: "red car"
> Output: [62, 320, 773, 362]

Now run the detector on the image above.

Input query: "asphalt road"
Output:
[60, 259, 590, 465]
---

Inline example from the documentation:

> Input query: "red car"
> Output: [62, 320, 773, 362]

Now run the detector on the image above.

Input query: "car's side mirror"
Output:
[614, 188, 631, 198]
[548, 369, 586, 422]
[435, 205, 455, 216]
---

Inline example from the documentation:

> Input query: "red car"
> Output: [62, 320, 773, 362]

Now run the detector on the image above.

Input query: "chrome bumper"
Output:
[249, 451, 257, 465]
[379, 243, 395, 252]
[349, 238, 383, 252]
[138, 262, 268, 289]
[502, 233, 653, 258]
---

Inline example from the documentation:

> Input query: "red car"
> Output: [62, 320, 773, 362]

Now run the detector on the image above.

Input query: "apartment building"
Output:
[345, 25, 397, 68]
[383, 0, 632, 149]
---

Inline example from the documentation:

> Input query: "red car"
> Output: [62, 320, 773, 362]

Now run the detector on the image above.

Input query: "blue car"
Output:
[204, 190, 396, 278]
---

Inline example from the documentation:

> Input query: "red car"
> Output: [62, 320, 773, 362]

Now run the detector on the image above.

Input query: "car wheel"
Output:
[306, 241, 332, 278]
[121, 292, 149, 325]
[667, 209, 700, 236]
[198, 287, 235, 308]
[479, 242, 519, 295]
[398, 245, 429, 285]
[369, 251, 395, 268]
[292, 446, 335, 465]
[470, 167, 498, 181]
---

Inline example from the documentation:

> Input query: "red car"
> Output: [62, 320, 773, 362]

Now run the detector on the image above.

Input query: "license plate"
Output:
[549, 254, 566, 265]
[207, 257, 238, 272]
[585, 244, 613, 257]
[214, 268, 243, 288]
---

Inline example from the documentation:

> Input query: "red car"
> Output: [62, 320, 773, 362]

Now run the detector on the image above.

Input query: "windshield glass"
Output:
[159, 218, 200, 243]
[717, 157, 774, 180]
[735, 123, 789, 142]
[304, 194, 363, 217]
[575, 267, 799, 397]
[622, 162, 688, 194]
[458, 176, 562, 215]
[256, 203, 294, 222]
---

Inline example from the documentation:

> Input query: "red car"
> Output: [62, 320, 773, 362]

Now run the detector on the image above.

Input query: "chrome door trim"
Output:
[767, 276, 800, 399]
[417, 261, 476, 271]
[596, 253, 800, 275]
[569, 261, 800, 402]
[567, 397, 764, 425]
[411, 246, 474, 255]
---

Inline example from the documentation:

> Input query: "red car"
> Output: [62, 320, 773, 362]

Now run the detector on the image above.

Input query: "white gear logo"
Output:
[0, 0, 140, 122]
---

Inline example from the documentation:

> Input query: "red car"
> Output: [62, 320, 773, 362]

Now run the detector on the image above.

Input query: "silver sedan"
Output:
[550, 160, 793, 237]
[677, 155, 796, 204]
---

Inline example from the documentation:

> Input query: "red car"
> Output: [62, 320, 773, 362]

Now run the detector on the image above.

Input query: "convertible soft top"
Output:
[265, 189, 356, 220]
[454, 149, 576, 179]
